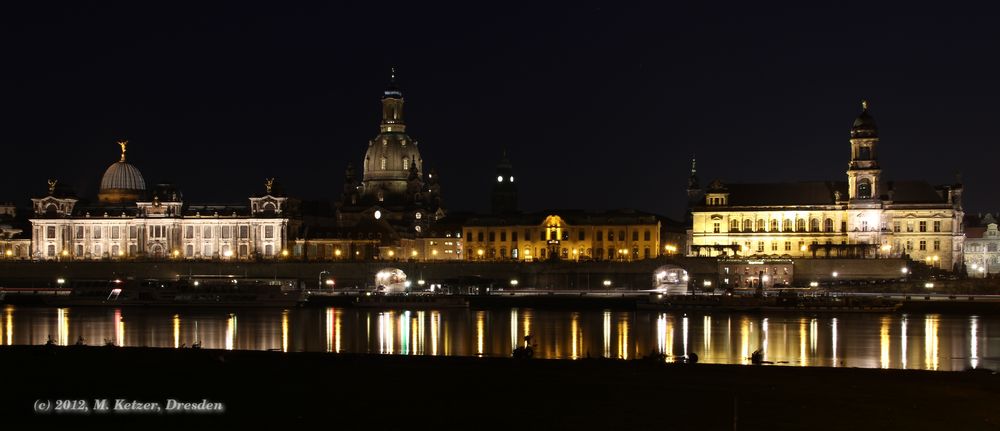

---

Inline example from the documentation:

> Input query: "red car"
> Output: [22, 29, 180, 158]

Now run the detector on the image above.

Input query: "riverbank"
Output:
[2, 345, 998, 429]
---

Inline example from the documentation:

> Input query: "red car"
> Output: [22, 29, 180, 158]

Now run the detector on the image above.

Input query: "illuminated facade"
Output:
[29, 144, 289, 260]
[688, 101, 965, 271]
[964, 213, 999, 276]
[462, 212, 664, 262]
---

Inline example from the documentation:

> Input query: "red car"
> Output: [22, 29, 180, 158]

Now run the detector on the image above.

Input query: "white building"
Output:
[687, 101, 965, 271]
[964, 213, 999, 277]
[30, 142, 289, 260]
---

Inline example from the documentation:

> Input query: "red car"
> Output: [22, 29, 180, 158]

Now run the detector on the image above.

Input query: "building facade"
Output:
[964, 213, 999, 277]
[30, 143, 289, 260]
[688, 101, 965, 271]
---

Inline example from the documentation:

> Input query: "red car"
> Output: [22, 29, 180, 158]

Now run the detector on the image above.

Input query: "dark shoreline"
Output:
[3, 345, 999, 429]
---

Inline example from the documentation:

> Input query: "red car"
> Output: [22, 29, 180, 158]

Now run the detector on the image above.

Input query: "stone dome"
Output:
[98, 140, 146, 203]
[851, 100, 878, 139]
[100, 161, 146, 192]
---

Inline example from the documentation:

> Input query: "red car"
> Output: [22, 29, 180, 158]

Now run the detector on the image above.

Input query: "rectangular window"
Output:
[713, 223, 720, 233]
[477, 232, 484, 242]
[784, 241, 791, 251]
[906, 241, 913, 250]
[579, 231, 585, 241]
[933, 240, 940, 251]
[906, 222, 913, 232]
[500, 231, 507, 242]
[631, 231, 638, 241]
[488, 232, 495, 242]
[893, 222, 900, 233]
[239, 226, 249, 239]
[93, 227, 102, 239]
[222, 226, 231, 239]
[798, 241, 805, 252]
[596, 230, 603, 241]
[919, 240, 926, 251]
[74, 226, 83, 239]
[264, 225, 274, 239]
[608, 231, 615, 241]
[933, 221, 941, 232]
[466, 232, 472, 242]
[919, 221, 927, 232]
[47, 226, 56, 239]
[130, 226, 138, 239]
[185, 226, 194, 238]
[771, 242, 778, 251]
[524, 230, 531, 241]
[111, 226, 120, 239]
[841, 221, 847, 232]
[757, 241, 764, 252]
[203, 226, 213, 239]
[511, 232, 518, 242]
[644, 231, 651, 241]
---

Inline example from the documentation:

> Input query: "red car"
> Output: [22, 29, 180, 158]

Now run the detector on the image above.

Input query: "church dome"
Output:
[851, 100, 878, 139]
[98, 140, 146, 203]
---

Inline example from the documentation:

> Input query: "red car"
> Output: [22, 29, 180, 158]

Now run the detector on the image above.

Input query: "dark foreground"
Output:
[2, 346, 999, 429]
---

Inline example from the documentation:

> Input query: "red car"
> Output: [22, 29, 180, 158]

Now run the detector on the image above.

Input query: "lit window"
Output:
[380, 157, 387, 170]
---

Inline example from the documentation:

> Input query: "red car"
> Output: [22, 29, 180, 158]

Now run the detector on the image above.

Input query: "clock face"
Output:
[497, 175, 503, 183]
[415, 212, 422, 220]
[374, 210, 382, 220]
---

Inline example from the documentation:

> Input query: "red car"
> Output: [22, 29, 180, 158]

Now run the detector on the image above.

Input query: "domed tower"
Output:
[98, 140, 146, 204]
[491, 150, 518, 214]
[847, 100, 881, 201]
[361, 68, 423, 204]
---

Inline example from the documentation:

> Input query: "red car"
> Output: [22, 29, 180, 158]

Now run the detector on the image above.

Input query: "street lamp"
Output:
[510, 279, 518, 287]
[602, 279, 612, 287]
[832, 271, 838, 278]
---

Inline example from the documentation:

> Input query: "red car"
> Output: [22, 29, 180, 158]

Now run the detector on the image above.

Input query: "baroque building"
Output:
[29, 142, 289, 260]
[688, 101, 965, 271]
[964, 213, 999, 277]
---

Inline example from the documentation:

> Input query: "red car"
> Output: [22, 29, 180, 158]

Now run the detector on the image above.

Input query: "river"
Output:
[1, 305, 995, 371]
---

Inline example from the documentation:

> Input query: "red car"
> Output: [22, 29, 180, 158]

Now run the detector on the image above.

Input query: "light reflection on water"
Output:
[1, 306, 997, 371]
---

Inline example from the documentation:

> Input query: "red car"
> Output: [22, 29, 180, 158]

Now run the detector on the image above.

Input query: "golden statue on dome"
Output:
[47, 179, 57, 195]
[265, 177, 275, 195]
[117, 139, 129, 162]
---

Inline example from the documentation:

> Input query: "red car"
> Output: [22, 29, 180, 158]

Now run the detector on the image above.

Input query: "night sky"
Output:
[3, 2, 999, 219]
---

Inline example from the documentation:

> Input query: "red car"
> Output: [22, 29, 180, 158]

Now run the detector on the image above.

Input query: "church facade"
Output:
[687, 102, 965, 271]
[29, 142, 289, 260]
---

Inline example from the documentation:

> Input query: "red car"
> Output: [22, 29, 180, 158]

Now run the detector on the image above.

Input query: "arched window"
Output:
[809, 218, 819, 232]
[770, 219, 778, 232]
[784, 219, 793, 232]
[857, 178, 872, 199]
[402, 157, 409, 169]
[743, 219, 752, 232]
[756, 219, 765, 232]
[731, 219, 740, 232]
[795, 219, 805, 232]
[824, 218, 834, 232]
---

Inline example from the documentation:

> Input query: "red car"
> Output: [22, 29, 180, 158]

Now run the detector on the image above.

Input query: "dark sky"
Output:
[3, 2, 999, 219]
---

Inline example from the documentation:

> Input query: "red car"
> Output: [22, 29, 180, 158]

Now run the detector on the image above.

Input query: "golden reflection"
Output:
[430, 311, 440, 356]
[417, 311, 426, 355]
[226, 313, 238, 351]
[279, 310, 286, 352]
[522, 310, 532, 344]
[656, 314, 666, 354]
[476, 310, 485, 356]
[570, 313, 580, 359]
[761, 318, 768, 360]
[665, 315, 674, 359]
[114, 309, 125, 347]
[173, 314, 180, 349]
[57, 308, 68, 346]
[400, 311, 411, 354]
[740, 317, 750, 363]
[603, 310, 611, 358]
[682, 316, 689, 357]
[617, 314, 629, 360]
[799, 319, 807, 367]
[4, 306, 11, 345]
[510, 309, 518, 352]
[900, 316, 908, 369]
[809, 318, 818, 354]
[970, 316, 979, 369]
[924, 314, 939, 370]
[880, 316, 890, 369]
[379, 311, 394, 354]
[703, 315, 711, 357]
[831, 318, 838, 367]
[325, 308, 334, 353]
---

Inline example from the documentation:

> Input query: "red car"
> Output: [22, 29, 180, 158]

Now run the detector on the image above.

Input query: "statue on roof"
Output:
[47, 179, 57, 195]
[265, 177, 275, 195]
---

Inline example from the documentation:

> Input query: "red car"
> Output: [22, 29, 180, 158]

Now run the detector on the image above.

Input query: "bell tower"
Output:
[847, 100, 881, 201]
[491, 150, 518, 214]
[381, 67, 405, 133]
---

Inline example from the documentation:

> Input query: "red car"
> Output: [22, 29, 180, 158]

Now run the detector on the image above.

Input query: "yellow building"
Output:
[687, 101, 965, 271]
[461, 211, 667, 262]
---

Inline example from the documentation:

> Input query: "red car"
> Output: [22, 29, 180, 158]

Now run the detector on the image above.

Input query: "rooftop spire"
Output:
[861, 99, 869, 111]
[117, 139, 128, 162]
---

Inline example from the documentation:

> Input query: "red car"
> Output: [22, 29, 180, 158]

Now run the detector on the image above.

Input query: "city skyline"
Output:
[3, 3, 999, 218]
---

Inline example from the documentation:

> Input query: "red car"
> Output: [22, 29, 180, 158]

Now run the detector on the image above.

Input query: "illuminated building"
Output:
[964, 213, 999, 276]
[688, 101, 965, 271]
[0, 204, 30, 259]
[29, 143, 289, 260]
[295, 69, 456, 260]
